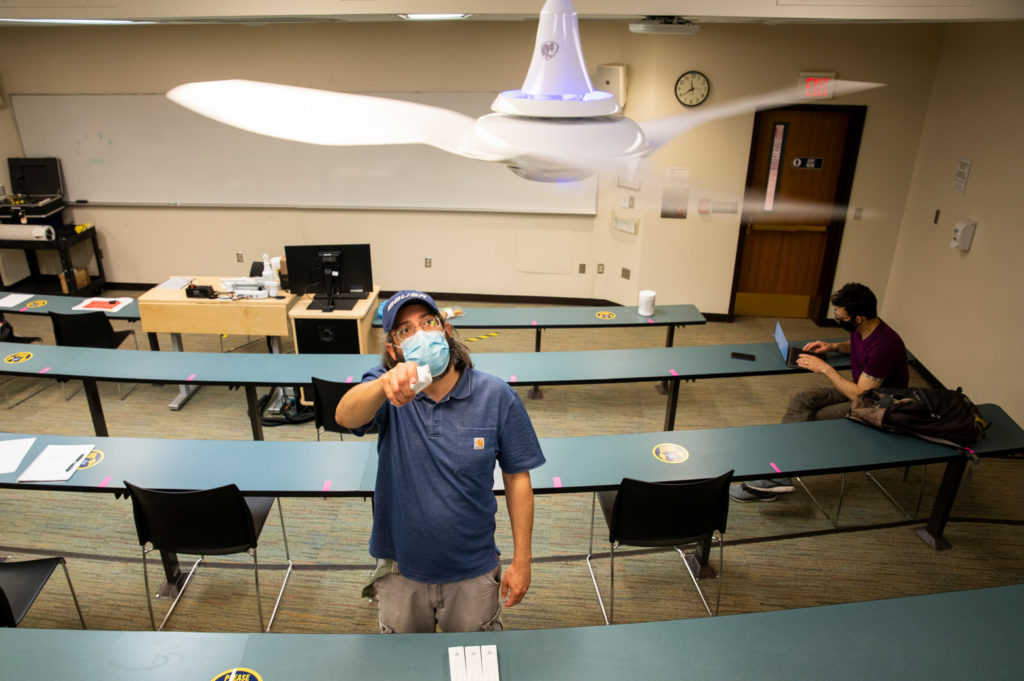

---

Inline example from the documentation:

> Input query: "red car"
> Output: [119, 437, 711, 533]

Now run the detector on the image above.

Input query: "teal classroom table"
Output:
[0, 290, 140, 321]
[3, 402, 1021, 573]
[0, 340, 850, 440]
[0, 585, 1021, 680]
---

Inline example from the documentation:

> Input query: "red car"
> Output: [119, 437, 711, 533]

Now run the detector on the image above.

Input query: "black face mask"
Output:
[835, 316, 859, 332]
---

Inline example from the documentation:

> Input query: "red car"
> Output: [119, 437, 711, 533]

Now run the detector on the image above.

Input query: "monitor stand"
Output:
[308, 293, 361, 312]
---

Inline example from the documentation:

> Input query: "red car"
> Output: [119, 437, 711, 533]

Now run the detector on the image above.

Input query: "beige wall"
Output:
[1, 19, 1020, 417]
[883, 22, 1024, 422]
[2, 20, 940, 309]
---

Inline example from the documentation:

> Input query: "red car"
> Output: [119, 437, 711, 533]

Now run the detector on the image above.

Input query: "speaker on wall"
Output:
[595, 63, 627, 108]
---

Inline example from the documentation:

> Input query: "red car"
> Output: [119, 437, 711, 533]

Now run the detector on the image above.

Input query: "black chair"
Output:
[586, 470, 733, 624]
[49, 310, 138, 400]
[310, 376, 358, 441]
[123, 482, 292, 632]
[0, 557, 87, 628]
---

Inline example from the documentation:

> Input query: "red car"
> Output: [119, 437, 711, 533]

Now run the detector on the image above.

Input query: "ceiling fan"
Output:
[168, 0, 881, 183]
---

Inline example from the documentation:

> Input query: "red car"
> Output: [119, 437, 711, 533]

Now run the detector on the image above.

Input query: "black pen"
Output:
[65, 453, 87, 472]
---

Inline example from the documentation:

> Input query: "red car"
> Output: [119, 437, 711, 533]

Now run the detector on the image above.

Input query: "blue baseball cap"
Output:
[381, 290, 441, 333]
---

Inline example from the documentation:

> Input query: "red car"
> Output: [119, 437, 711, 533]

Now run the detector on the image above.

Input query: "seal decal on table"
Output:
[211, 668, 263, 681]
[595, 311, 616, 320]
[4, 351, 33, 364]
[80, 449, 103, 469]
[652, 442, 689, 463]
[25, 299, 48, 308]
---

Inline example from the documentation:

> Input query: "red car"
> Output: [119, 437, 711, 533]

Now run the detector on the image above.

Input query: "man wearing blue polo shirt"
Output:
[336, 290, 545, 633]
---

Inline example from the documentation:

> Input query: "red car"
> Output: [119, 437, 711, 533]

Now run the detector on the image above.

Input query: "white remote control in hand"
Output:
[411, 364, 432, 393]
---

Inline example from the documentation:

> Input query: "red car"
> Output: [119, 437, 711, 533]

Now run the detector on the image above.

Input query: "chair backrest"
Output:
[610, 470, 734, 548]
[310, 376, 357, 435]
[124, 482, 258, 556]
[49, 311, 117, 349]
[0, 586, 15, 627]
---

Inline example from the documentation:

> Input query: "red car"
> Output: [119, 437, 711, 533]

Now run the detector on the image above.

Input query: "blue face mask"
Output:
[400, 330, 451, 378]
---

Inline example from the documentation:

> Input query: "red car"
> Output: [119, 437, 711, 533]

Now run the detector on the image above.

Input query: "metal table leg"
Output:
[915, 455, 967, 551]
[166, 332, 200, 410]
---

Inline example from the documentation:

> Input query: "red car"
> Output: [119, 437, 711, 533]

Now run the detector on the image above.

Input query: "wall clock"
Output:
[674, 70, 710, 107]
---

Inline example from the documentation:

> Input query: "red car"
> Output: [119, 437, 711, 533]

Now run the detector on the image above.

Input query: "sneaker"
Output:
[744, 478, 795, 494]
[729, 483, 777, 503]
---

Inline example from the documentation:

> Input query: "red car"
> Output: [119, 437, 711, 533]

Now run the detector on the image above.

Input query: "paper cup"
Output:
[638, 290, 656, 316]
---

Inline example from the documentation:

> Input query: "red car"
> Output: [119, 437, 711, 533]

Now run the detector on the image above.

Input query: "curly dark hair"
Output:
[831, 282, 877, 319]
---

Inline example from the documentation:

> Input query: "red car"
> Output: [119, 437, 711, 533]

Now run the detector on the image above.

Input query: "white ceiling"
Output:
[1, 0, 1023, 24]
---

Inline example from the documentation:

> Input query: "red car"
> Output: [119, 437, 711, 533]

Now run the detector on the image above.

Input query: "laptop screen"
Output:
[773, 321, 789, 361]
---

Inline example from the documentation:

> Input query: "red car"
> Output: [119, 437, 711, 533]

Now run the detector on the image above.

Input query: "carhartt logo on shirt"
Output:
[474, 437, 485, 450]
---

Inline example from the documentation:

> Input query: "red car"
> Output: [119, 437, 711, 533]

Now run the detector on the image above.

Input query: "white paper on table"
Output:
[71, 297, 134, 313]
[0, 293, 33, 308]
[0, 437, 36, 474]
[155, 277, 192, 290]
[17, 443, 94, 482]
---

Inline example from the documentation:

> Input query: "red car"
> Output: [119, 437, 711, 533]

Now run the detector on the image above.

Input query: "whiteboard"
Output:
[11, 93, 597, 215]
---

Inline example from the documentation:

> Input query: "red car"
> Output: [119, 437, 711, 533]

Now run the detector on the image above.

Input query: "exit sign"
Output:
[800, 71, 836, 99]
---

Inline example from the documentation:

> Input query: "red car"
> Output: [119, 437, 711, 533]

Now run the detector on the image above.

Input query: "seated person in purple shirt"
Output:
[335, 290, 545, 633]
[733, 282, 909, 502]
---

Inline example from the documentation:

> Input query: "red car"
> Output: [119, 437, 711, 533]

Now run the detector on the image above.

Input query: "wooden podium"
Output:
[288, 286, 380, 356]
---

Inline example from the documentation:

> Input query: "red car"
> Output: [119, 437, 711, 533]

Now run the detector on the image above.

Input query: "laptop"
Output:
[774, 321, 824, 368]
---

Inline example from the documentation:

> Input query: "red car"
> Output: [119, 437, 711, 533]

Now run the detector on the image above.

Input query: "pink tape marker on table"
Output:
[531, 320, 537, 326]
[322, 480, 333, 492]
[669, 369, 679, 376]
[770, 462, 782, 474]
[648, 318, 655, 324]
[186, 373, 196, 381]
[99, 476, 112, 487]
[346, 376, 353, 383]
[19, 306, 29, 312]
[39, 367, 51, 374]
[510, 375, 517, 383]
[553, 476, 563, 488]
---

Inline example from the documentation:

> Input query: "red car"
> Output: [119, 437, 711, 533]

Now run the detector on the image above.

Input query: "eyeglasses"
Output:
[391, 316, 443, 343]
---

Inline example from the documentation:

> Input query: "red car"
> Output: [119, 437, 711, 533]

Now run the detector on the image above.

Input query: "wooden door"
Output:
[731, 106, 865, 321]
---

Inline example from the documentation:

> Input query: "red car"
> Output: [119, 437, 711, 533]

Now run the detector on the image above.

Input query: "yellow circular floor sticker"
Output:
[595, 311, 616, 320]
[4, 351, 33, 364]
[80, 449, 103, 469]
[26, 299, 47, 308]
[652, 443, 690, 464]
[211, 669, 262, 681]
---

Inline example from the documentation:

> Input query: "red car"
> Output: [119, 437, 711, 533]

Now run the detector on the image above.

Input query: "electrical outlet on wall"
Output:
[236, 251, 244, 262]
[597, 263, 604, 274]
[621, 267, 630, 280]
[578, 263, 586, 274]
[424, 257, 432, 268]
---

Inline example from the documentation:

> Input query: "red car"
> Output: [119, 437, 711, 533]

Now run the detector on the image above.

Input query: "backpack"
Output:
[847, 386, 988, 452]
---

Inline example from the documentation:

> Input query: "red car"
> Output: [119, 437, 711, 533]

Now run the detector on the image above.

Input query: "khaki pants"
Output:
[375, 562, 503, 633]
[783, 387, 851, 423]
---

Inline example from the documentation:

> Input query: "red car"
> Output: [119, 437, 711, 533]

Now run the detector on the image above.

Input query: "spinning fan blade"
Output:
[641, 80, 884, 153]
[168, 79, 478, 156]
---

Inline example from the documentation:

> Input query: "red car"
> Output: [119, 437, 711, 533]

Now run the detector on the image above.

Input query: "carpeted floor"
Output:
[2, 296, 1022, 633]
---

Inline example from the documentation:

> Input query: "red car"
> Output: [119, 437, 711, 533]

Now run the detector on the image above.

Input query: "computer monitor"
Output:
[283, 243, 373, 312]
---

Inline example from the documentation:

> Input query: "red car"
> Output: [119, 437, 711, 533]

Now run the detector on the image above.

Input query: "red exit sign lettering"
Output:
[799, 72, 836, 99]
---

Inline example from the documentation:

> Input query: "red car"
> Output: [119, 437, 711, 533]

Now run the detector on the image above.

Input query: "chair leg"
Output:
[264, 498, 294, 632]
[152, 553, 203, 632]
[117, 380, 140, 401]
[58, 559, 87, 629]
[796, 474, 845, 527]
[3, 376, 55, 409]
[63, 380, 83, 401]
[677, 546, 712, 616]
[141, 548, 156, 630]
[584, 492, 611, 625]
[676, 535, 723, 616]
